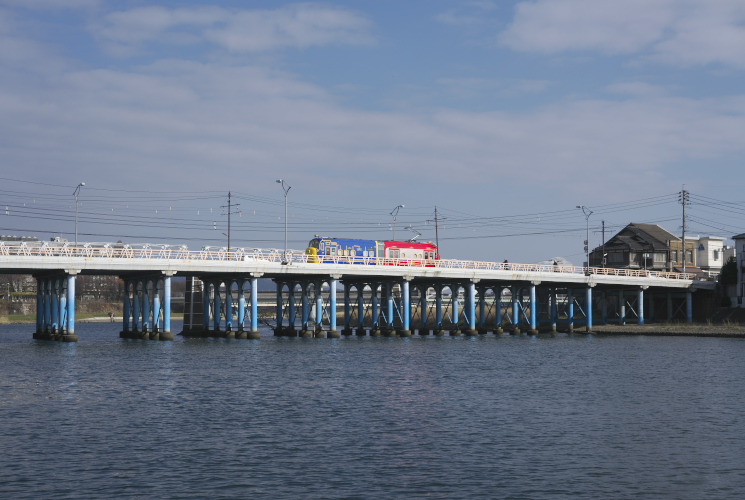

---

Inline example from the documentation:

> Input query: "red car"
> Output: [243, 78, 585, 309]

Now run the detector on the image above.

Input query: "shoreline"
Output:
[2, 317, 745, 337]
[590, 323, 745, 338]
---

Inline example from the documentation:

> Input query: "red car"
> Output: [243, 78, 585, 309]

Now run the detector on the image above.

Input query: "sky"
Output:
[1, 0, 745, 264]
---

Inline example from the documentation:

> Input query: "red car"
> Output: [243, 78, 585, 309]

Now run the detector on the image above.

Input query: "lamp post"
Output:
[390, 204, 404, 241]
[276, 179, 291, 264]
[73, 182, 85, 250]
[576, 205, 593, 270]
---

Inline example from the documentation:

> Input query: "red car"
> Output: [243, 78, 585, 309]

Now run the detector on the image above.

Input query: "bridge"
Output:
[0, 241, 715, 342]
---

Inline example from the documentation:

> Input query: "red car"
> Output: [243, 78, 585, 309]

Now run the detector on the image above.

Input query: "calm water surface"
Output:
[1, 323, 744, 499]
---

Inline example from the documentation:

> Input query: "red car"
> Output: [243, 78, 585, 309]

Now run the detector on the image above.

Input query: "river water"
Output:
[1, 323, 744, 499]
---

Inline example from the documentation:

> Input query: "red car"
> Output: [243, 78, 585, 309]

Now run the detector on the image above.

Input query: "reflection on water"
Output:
[1, 322, 745, 499]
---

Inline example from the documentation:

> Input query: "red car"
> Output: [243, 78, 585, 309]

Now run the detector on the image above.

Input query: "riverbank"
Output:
[591, 323, 745, 338]
[0, 314, 184, 324]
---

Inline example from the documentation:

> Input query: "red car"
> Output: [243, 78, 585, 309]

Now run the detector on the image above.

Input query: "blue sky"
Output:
[1, 0, 745, 263]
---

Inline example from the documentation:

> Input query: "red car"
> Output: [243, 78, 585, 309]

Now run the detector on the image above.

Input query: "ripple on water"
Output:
[1, 323, 745, 499]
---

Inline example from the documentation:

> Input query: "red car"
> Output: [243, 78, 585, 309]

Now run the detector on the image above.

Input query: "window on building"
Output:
[687, 250, 693, 263]
[713, 250, 720, 261]
[654, 252, 666, 263]
[608, 252, 624, 263]
[671, 250, 678, 262]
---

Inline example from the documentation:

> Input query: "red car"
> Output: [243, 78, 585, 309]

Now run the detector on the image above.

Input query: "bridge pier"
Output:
[121, 273, 174, 340]
[33, 271, 79, 342]
[274, 277, 346, 337]
[181, 275, 261, 339]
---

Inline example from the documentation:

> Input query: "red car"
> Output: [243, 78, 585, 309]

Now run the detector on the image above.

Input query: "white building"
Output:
[733, 233, 745, 308]
[695, 236, 733, 277]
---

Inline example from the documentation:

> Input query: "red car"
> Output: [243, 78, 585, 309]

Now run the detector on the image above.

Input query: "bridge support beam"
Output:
[465, 281, 478, 336]
[638, 287, 645, 326]
[300, 282, 313, 338]
[399, 280, 412, 337]
[450, 285, 461, 336]
[342, 285, 352, 336]
[314, 280, 325, 338]
[356, 284, 365, 336]
[528, 283, 538, 335]
[510, 286, 520, 335]
[418, 285, 428, 336]
[434, 285, 444, 336]
[686, 290, 693, 323]
[160, 275, 174, 340]
[328, 278, 340, 338]
[550, 288, 558, 333]
[567, 288, 574, 333]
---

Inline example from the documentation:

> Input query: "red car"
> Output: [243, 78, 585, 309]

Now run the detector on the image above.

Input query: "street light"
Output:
[276, 179, 291, 264]
[577, 205, 593, 270]
[390, 204, 404, 241]
[73, 182, 85, 250]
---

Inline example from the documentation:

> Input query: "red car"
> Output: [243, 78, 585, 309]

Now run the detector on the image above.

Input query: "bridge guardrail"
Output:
[0, 241, 704, 281]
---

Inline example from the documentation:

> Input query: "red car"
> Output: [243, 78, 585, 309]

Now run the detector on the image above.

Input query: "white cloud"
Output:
[1, 52, 744, 200]
[501, 0, 745, 67]
[94, 3, 374, 55]
[605, 82, 670, 98]
[436, 1, 499, 26]
[436, 77, 553, 99]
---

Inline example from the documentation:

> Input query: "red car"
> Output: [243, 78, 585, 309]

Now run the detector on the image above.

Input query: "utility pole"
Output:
[221, 192, 241, 258]
[390, 205, 404, 241]
[427, 206, 446, 256]
[679, 189, 690, 274]
[601, 220, 606, 268]
[73, 182, 85, 250]
[577, 205, 593, 270]
[276, 180, 291, 264]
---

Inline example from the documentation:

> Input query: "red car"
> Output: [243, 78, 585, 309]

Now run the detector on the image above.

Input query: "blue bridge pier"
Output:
[32, 270, 80, 342]
[180, 275, 263, 339]
[119, 272, 175, 341]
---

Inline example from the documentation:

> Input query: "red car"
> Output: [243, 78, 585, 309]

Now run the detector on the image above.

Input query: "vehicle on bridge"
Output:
[305, 237, 439, 266]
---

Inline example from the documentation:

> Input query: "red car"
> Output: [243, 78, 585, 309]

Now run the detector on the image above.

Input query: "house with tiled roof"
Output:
[589, 223, 700, 273]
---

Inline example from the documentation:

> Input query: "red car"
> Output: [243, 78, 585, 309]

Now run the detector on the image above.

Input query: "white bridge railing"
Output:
[0, 241, 702, 281]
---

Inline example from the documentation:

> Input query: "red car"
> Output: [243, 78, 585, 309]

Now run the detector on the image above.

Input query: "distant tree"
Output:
[720, 256, 737, 285]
